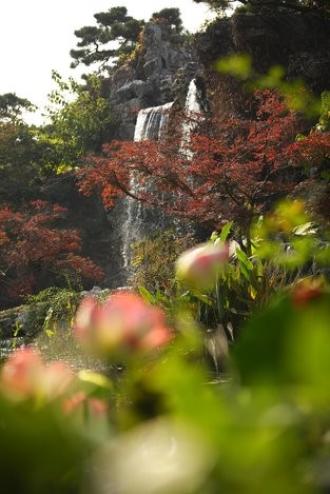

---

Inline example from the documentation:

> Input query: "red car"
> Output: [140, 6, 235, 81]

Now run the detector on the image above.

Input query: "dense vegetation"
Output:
[0, 3, 329, 493]
[0, 82, 109, 307]
[193, 0, 330, 14]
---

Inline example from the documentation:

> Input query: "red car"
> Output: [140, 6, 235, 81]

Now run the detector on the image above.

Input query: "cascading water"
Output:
[122, 80, 204, 275]
[185, 78, 203, 115]
[122, 102, 173, 271]
[181, 79, 203, 157]
[134, 102, 173, 141]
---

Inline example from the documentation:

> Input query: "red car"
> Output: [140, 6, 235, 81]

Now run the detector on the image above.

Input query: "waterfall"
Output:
[122, 102, 173, 271]
[134, 102, 173, 141]
[185, 79, 203, 115]
[122, 80, 204, 274]
[181, 79, 203, 158]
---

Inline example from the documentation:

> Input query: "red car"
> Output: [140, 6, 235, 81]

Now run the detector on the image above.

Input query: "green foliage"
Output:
[175, 200, 329, 345]
[215, 53, 252, 79]
[131, 230, 194, 295]
[70, 6, 144, 70]
[0, 93, 36, 123]
[25, 286, 81, 336]
[234, 285, 330, 388]
[0, 121, 57, 203]
[316, 91, 330, 131]
[215, 54, 321, 115]
[252, 200, 330, 266]
[0, 397, 89, 494]
[151, 8, 183, 32]
[43, 72, 115, 168]
[0, 200, 329, 493]
[130, 203, 328, 351]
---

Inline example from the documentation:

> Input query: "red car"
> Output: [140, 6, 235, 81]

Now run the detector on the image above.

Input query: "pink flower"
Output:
[0, 348, 74, 402]
[1, 348, 42, 399]
[73, 296, 98, 343]
[42, 361, 75, 399]
[74, 292, 172, 356]
[63, 391, 108, 417]
[176, 242, 229, 290]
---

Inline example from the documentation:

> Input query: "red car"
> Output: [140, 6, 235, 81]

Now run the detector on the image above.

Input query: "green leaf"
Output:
[293, 222, 316, 236]
[236, 248, 254, 271]
[219, 221, 233, 242]
[192, 291, 213, 305]
[78, 370, 112, 390]
[215, 54, 252, 80]
[138, 285, 156, 304]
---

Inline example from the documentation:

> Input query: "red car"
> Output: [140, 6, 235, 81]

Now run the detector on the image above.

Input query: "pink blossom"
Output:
[0, 348, 74, 402]
[176, 242, 229, 290]
[63, 391, 108, 417]
[74, 292, 172, 356]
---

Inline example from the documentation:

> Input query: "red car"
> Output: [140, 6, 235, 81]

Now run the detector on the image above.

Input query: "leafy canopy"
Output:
[42, 71, 114, 169]
[0, 93, 36, 123]
[151, 8, 183, 32]
[0, 92, 61, 204]
[0, 122, 55, 203]
[70, 6, 144, 70]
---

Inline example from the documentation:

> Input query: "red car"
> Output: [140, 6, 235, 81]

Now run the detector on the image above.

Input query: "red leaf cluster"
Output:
[0, 201, 104, 306]
[78, 90, 327, 230]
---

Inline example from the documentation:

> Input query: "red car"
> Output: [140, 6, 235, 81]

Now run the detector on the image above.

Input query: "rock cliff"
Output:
[108, 21, 199, 139]
[196, 12, 330, 116]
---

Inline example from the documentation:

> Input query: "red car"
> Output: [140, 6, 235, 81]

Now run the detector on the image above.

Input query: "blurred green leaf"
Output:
[215, 54, 252, 80]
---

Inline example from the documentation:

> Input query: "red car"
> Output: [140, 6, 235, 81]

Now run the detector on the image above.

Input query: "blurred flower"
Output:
[176, 242, 229, 290]
[74, 292, 172, 357]
[0, 348, 74, 402]
[74, 296, 98, 343]
[92, 418, 213, 494]
[63, 391, 108, 417]
[292, 278, 324, 307]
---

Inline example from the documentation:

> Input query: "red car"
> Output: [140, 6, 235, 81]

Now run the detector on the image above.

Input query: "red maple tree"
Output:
[78, 89, 329, 233]
[0, 200, 104, 306]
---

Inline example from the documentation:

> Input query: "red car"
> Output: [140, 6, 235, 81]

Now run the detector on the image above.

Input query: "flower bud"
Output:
[176, 242, 229, 290]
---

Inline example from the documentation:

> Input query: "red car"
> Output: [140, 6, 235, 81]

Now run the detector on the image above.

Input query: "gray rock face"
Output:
[109, 21, 198, 140]
[116, 80, 153, 102]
